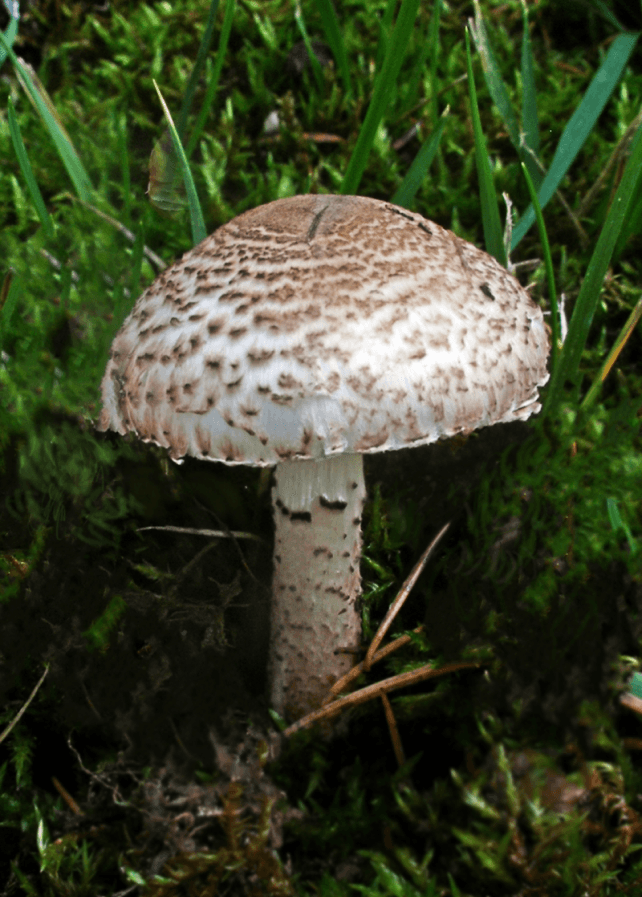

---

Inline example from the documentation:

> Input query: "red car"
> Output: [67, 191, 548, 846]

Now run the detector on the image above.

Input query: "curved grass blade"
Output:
[152, 80, 206, 246]
[465, 27, 505, 265]
[7, 96, 55, 241]
[392, 111, 447, 208]
[340, 0, 421, 196]
[312, 0, 352, 96]
[545, 119, 642, 410]
[0, 32, 93, 201]
[0, 0, 19, 68]
[512, 31, 639, 250]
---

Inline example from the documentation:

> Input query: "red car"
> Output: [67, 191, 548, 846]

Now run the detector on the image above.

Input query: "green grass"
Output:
[1, 0, 642, 894]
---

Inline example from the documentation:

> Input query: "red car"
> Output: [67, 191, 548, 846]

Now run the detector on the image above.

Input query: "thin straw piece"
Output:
[381, 692, 406, 768]
[364, 523, 450, 671]
[137, 525, 264, 542]
[324, 626, 424, 703]
[0, 665, 49, 744]
[283, 660, 480, 737]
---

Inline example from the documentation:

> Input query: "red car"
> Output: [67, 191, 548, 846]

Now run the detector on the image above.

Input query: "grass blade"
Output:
[0, 31, 93, 201]
[520, 0, 541, 187]
[465, 26, 505, 265]
[175, 0, 219, 143]
[545, 119, 642, 410]
[398, 0, 442, 122]
[580, 295, 642, 413]
[7, 97, 55, 241]
[520, 161, 559, 372]
[593, 1, 627, 31]
[613, 186, 642, 263]
[611, 117, 642, 262]
[153, 80, 206, 246]
[392, 112, 448, 208]
[0, 0, 19, 68]
[340, 0, 421, 196]
[427, 0, 442, 125]
[512, 31, 639, 250]
[374, 0, 397, 75]
[606, 497, 638, 555]
[312, 0, 352, 96]
[471, 1, 542, 187]
[294, 3, 325, 92]
[470, 1, 520, 149]
[186, 0, 235, 159]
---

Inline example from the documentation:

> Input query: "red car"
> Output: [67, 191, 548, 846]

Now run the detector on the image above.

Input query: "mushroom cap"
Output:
[98, 194, 550, 465]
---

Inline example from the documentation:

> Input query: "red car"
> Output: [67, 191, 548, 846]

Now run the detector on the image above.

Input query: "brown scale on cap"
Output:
[98, 194, 550, 720]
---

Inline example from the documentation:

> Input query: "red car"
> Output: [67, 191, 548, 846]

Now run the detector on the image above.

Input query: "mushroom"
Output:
[98, 194, 549, 720]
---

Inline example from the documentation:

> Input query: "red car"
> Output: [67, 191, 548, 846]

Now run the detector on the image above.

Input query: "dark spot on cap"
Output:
[248, 349, 275, 364]
[306, 205, 328, 241]
[320, 496, 348, 512]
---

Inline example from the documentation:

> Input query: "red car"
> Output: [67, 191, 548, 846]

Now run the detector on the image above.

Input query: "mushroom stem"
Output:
[269, 454, 365, 719]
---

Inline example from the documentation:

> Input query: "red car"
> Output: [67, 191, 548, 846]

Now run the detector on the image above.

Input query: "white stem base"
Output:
[269, 454, 366, 720]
